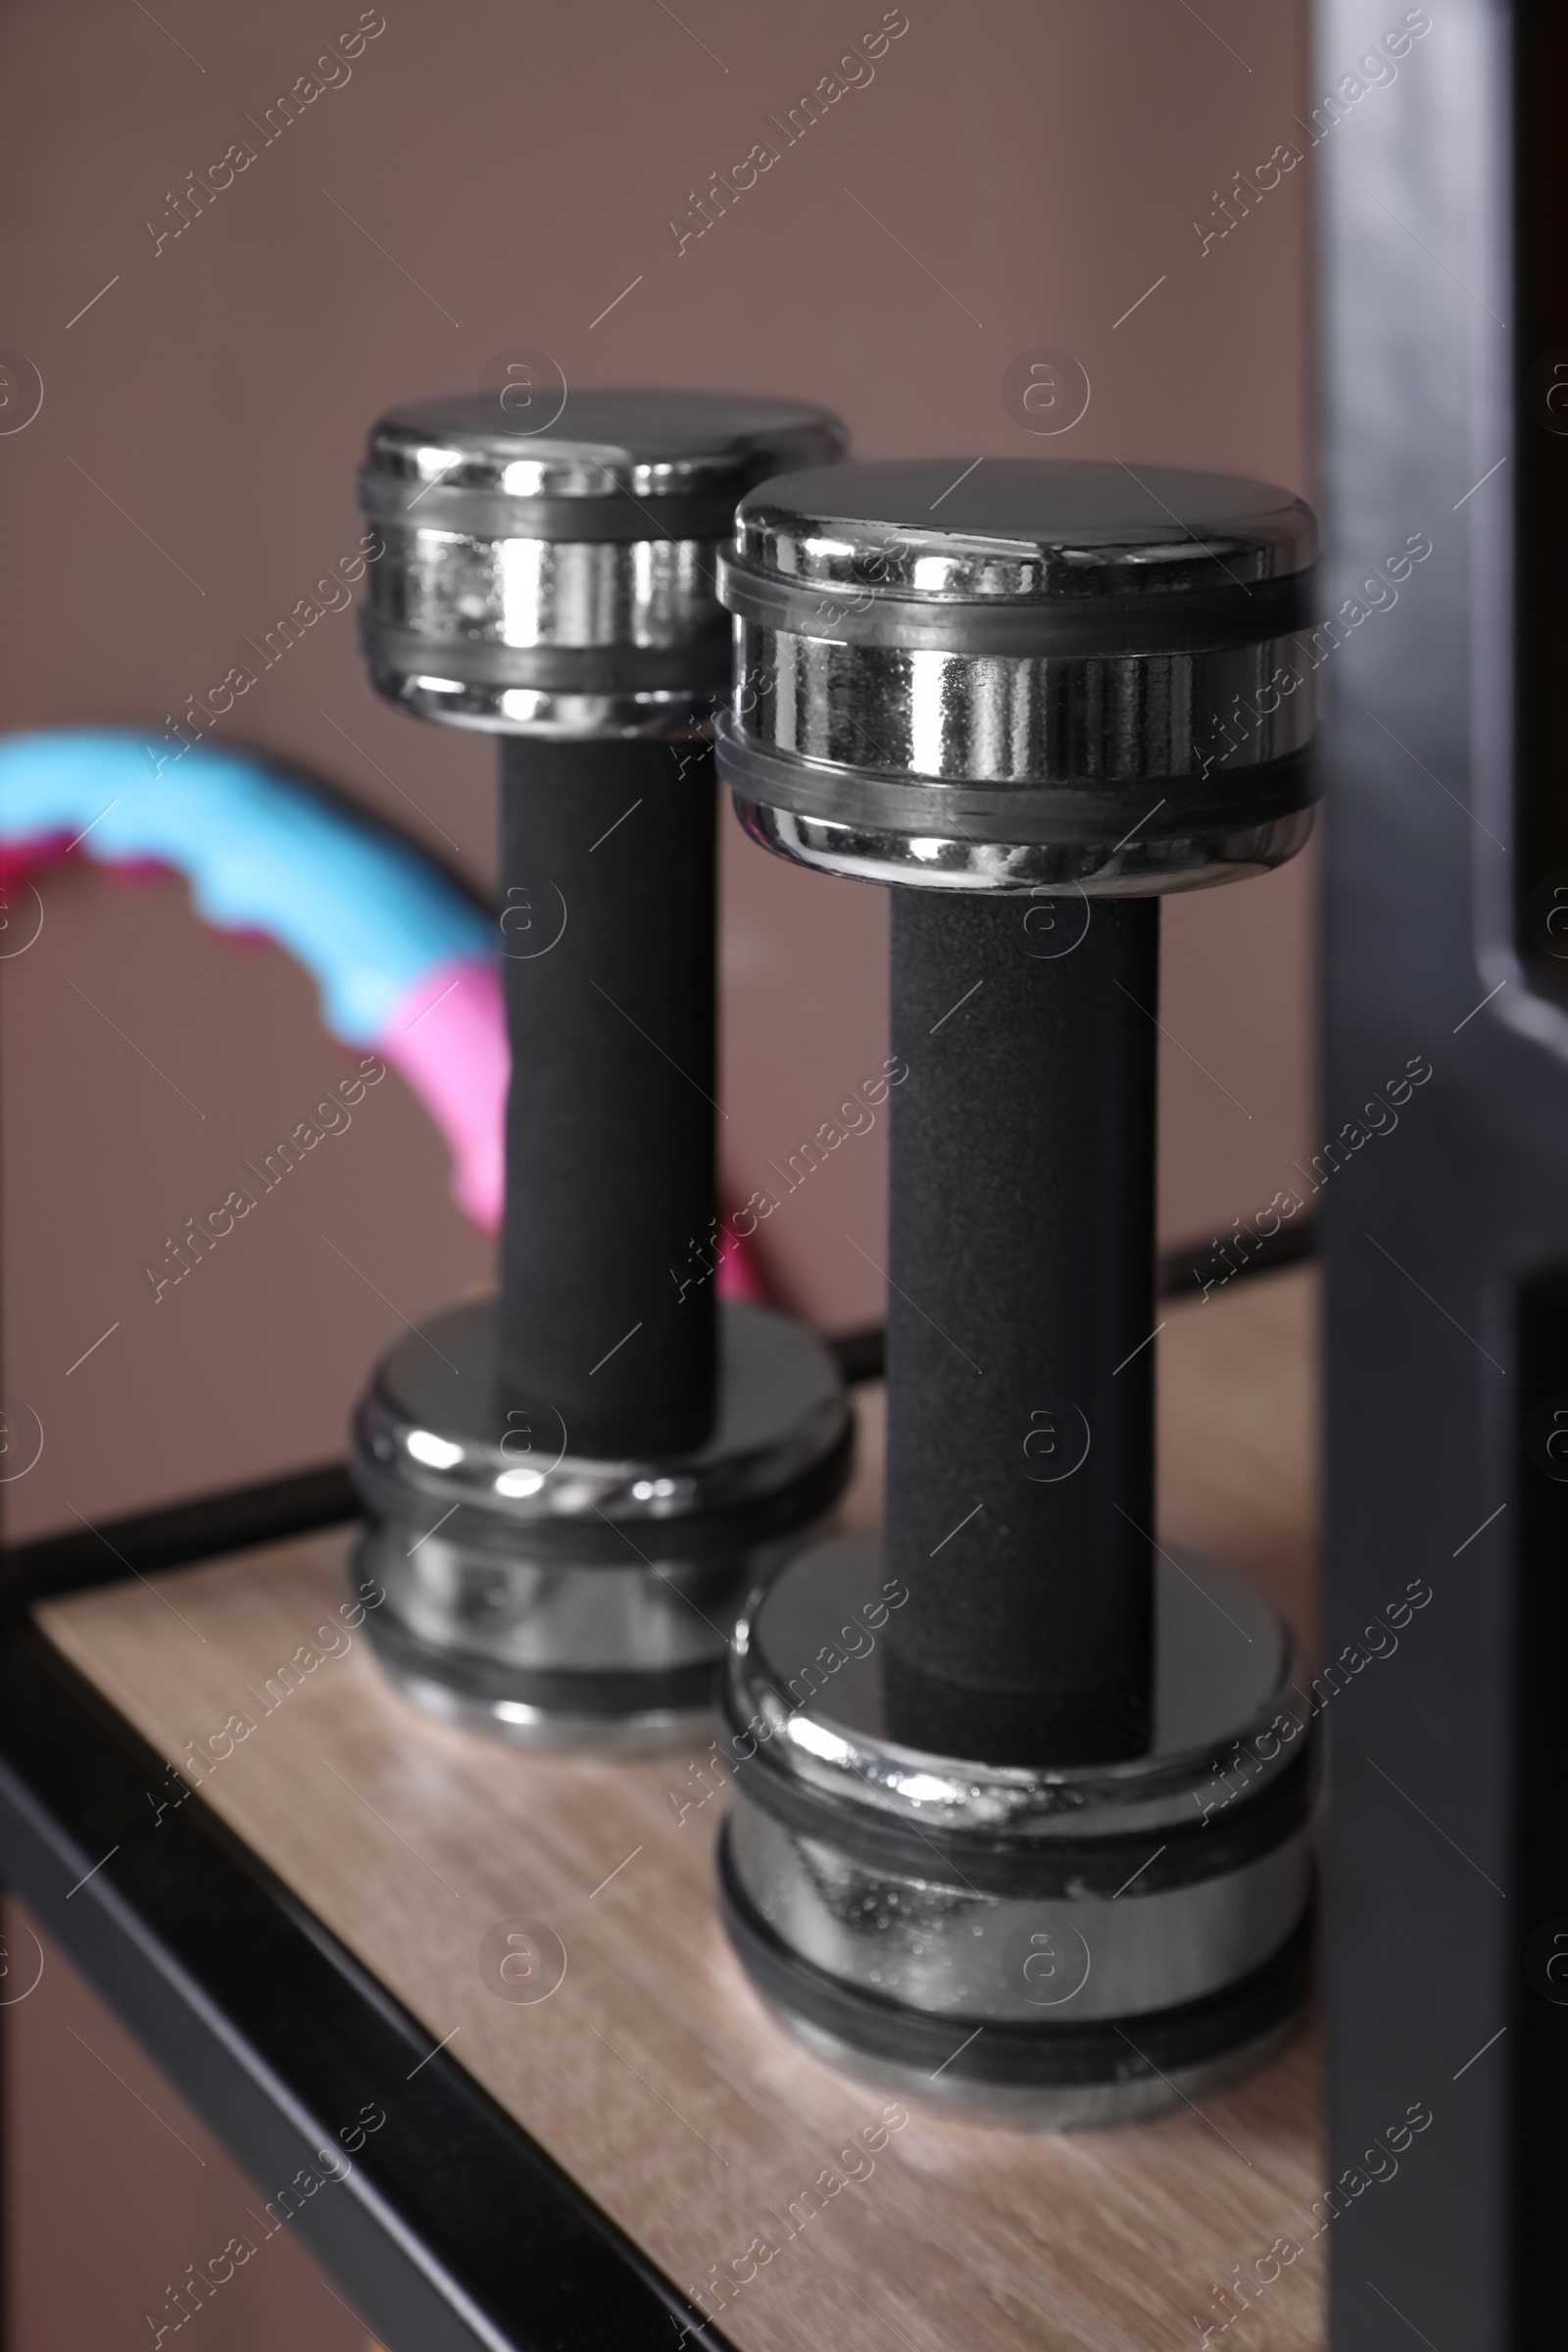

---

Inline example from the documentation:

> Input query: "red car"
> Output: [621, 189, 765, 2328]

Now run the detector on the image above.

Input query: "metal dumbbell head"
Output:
[360, 388, 847, 739]
[352, 1298, 852, 1752]
[347, 386, 856, 1749]
[718, 1537, 1314, 2125]
[711, 455, 1320, 2116]
[717, 456, 1317, 890]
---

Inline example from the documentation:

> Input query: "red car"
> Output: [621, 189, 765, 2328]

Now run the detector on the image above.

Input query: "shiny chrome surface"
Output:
[369, 677, 716, 741]
[729, 1535, 1308, 1843]
[354, 1637, 712, 1757]
[356, 1298, 848, 1534]
[383, 531, 716, 646]
[731, 626, 1314, 783]
[717, 457, 1319, 888]
[358, 1523, 793, 1678]
[367, 389, 846, 509]
[728, 1800, 1312, 2024]
[733, 457, 1314, 601]
[747, 2002, 1297, 2129]
[366, 533, 725, 739]
[350, 1298, 852, 1709]
[361, 389, 845, 737]
[736, 792, 1315, 895]
[721, 1535, 1316, 2031]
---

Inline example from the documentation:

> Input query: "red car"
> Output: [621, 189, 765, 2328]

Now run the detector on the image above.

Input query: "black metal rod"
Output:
[881, 892, 1158, 1766]
[498, 737, 716, 1459]
[0, 1608, 723, 2352]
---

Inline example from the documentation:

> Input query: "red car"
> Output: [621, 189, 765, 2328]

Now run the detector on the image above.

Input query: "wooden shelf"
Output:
[37, 1266, 1323, 2352]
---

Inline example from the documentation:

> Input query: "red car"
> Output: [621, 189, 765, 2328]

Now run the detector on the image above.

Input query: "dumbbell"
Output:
[712, 459, 1320, 2121]
[347, 388, 853, 1747]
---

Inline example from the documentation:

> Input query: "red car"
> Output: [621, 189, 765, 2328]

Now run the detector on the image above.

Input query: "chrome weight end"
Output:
[716, 1534, 1317, 2123]
[716, 457, 1319, 892]
[359, 388, 847, 741]
[350, 1299, 854, 1750]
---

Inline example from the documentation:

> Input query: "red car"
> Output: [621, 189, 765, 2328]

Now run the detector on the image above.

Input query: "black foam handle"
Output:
[881, 892, 1158, 1766]
[497, 735, 717, 1459]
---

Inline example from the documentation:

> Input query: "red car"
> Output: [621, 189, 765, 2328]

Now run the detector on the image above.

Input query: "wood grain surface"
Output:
[39, 1267, 1324, 2352]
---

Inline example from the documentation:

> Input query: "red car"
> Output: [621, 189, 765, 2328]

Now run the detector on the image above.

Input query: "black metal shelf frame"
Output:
[0, 1475, 730, 2352]
[1318, 3, 1566, 2345]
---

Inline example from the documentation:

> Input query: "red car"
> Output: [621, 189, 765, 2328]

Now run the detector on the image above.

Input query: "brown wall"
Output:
[2, 1898, 374, 2348]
